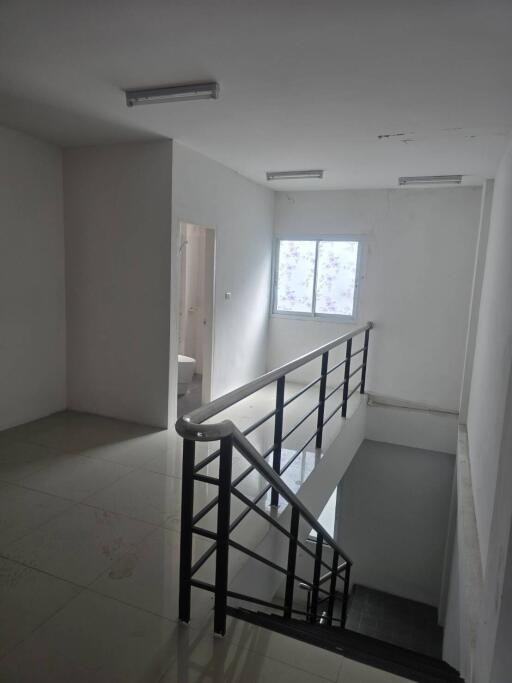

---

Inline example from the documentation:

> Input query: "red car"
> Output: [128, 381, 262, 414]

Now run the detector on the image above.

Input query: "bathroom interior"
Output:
[177, 222, 214, 418]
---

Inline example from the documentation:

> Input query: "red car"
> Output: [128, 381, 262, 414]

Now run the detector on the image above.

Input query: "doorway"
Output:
[176, 222, 215, 418]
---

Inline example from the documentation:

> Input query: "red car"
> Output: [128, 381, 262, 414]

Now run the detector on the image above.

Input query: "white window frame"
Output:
[271, 235, 363, 322]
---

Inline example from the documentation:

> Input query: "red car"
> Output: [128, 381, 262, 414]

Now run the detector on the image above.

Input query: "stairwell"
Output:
[176, 323, 464, 683]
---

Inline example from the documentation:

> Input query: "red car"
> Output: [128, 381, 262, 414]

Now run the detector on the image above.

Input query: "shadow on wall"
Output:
[338, 439, 455, 606]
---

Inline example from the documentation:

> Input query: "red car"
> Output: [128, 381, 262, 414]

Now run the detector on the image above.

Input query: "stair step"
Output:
[226, 606, 464, 683]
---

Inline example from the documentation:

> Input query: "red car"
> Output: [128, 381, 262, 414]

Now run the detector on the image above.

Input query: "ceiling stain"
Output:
[377, 132, 406, 140]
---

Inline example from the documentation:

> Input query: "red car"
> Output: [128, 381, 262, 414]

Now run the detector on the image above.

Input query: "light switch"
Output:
[224, 291, 231, 300]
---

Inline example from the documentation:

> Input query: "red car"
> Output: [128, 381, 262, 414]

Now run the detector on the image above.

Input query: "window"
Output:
[273, 238, 361, 320]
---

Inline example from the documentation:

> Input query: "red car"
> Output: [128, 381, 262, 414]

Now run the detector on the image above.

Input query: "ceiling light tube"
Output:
[125, 81, 219, 106]
[266, 170, 324, 181]
[398, 175, 462, 186]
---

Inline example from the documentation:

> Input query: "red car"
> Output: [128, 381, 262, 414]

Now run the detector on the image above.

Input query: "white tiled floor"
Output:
[0, 392, 410, 682]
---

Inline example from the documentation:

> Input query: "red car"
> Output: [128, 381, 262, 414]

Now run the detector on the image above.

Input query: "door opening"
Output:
[176, 222, 215, 418]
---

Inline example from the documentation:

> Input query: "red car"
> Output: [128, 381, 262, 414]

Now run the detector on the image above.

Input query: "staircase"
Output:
[227, 607, 463, 683]
[175, 322, 464, 683]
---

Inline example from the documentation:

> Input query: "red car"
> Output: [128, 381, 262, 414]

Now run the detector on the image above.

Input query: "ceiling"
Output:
[1, 0, 511, 190]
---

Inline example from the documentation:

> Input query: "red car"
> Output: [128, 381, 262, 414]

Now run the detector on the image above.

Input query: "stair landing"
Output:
[346, 585, 443, 658]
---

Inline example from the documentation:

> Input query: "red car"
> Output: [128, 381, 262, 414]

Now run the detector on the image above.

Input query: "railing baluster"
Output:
[315, 351, 329, 449]
[341, 563, 351, 628]
[284, 507, 300, 618]
[176, 323, 372, 633]
[327, 551, 338, 626]
[310, 533, 323, 623]
[214, 436, 233, 636]
[360, 328, 371, 394]
[341, 338, 352, 418]
[179, 438, 195, 623]
[271, 376, 285, 507]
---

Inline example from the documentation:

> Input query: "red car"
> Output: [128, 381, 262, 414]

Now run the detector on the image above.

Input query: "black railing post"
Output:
[271, 376, 285, 507]
[310, 533, 323, 623]
[341, 338, 352, 418]
[284, 507, 300, 619]
[315, 352, 329, 449]
[360, 328, 371, 394]
[214, 435, 233, 636]
[341, 563, 351, 628]
[179, 438, 195, 623]
[327, 551, 339, 626]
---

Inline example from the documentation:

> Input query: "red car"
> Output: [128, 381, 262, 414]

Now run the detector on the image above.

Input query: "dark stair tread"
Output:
[226, 606, 464, 683]
[249, 608, 454, 671]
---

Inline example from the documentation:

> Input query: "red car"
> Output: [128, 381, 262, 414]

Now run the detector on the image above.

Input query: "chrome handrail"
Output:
[230, 425, 352, 563]
[299, 562, 348, 591]
[177, 321, 373, 635]
[176, 322, 372, 561]
[176, 322, 373, 440]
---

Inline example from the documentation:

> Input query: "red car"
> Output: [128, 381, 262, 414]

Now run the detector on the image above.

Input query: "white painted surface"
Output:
[459, 179, 494, 423]
[366, 404, 458, 454]
[442, 528, 460, 667]
[466, 139, 512, 569]
[455, 427, 483, 682]
[230, 396, 368, 604]
[64, 141, 173, 427]
[0, 125, 66, 430]
[443, 138, 512, 683]
[474, 367, 512, 683]
[269, 187, 481, 411]
[179, 224, 206, 373]
[1, 2, 511, 189]
[338, 440, 455, 606]
[490, 520, 512, 683]
[171, 142, 274, 404]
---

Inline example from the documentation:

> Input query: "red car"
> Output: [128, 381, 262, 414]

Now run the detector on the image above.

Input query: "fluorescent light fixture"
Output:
[266, 170, 324, 181]
[125, 81, 219, 106]
[398, 174, 462, 186]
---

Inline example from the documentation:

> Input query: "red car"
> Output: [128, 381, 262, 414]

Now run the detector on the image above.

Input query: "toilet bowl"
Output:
[178, 354, 196, 395]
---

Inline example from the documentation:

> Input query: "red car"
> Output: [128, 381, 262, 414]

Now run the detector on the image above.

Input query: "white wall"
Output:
[459, 180, 494, 423]
[64, 141, 173, 428]
[232, 398, 368, 605]
[179, 224, 208, 372]
[469, 141, 512, 682]
[442, 139, 512, 682]
[490, 520, 512, 683]
[366, 403, 458, 454]
[171, 142, 274, 404]
[466, 147, 512, 569]
[338, 439, 455, 606]
[269, 188, 481, 410]
[443, 530, 460, 665]
[0, 125, 66, 430]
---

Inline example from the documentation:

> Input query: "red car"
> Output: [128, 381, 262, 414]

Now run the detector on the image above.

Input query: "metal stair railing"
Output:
[176, 322, 373, 635]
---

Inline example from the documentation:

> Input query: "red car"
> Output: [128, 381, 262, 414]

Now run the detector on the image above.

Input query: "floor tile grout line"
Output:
[0, 479, 81, 505]
[0, 497, 79, 550]
[155, 618, 342, 683]
[1, 487, 185, 556]
[0, 512, 160, 597]
[0, 573, 87, 663]
[0, 553, 88, 592]
[3, 524, 339, 679]
[1, 437, 186, 482]
[0, 456, 138, 507]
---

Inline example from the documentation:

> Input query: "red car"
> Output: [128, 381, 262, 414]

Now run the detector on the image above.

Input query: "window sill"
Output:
[271, 312, 358, 324]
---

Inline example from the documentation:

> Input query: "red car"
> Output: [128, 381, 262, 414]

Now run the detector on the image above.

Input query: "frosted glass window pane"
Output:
[276, 240, 316, 313]
[315, 241, 359, 316]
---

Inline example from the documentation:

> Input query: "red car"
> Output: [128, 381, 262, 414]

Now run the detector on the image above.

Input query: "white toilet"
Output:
[178, 354, 196, 396]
